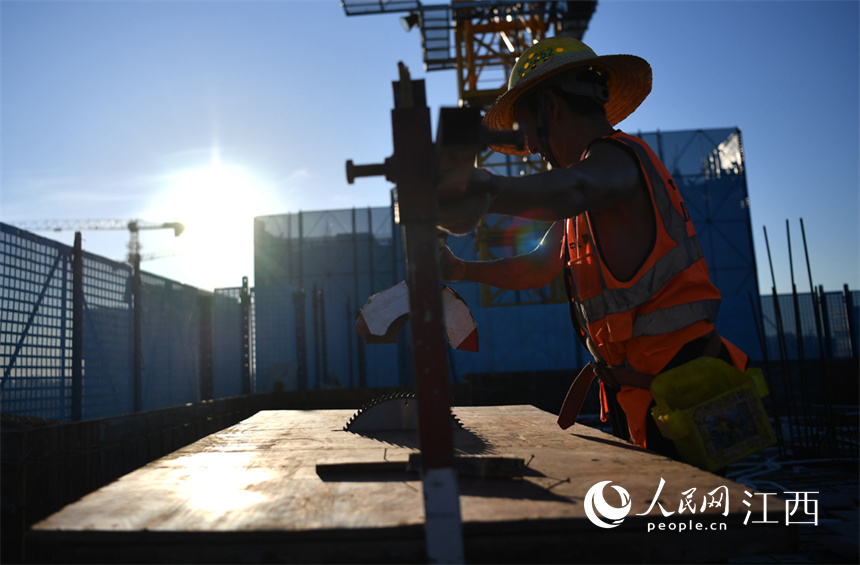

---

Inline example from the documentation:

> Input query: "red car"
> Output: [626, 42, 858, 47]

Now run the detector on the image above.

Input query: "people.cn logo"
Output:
[584, 480, 632, 528]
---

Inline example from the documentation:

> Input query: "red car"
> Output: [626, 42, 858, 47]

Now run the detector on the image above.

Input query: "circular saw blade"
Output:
[343, 392, 463, 432]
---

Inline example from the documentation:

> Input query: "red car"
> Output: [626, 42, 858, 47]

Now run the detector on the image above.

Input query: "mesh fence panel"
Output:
[139, 273, 200, 410]
[1, 223, 249, 420]
[254, 207, 403, 390]
[1, 226, 73, 420]
[757, 290, 858, 361]
[213, 287, 251, 397]
[253, 285, 297, 393]
[79, 252, 133, 420]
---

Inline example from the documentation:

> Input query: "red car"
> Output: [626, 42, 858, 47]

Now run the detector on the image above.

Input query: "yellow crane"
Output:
[11, 219, 185, 265]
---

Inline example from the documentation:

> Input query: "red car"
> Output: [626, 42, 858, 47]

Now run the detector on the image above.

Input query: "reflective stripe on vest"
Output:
[570, 132, 719, 340]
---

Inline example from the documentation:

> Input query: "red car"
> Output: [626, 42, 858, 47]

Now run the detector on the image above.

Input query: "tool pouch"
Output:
[649, 357, 776, 471]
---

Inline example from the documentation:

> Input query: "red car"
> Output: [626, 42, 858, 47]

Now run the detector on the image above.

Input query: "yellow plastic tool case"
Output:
[650, 357, 776, 471]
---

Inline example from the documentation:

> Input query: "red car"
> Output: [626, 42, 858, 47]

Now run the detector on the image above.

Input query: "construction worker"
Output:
[436, 36, 749, 459]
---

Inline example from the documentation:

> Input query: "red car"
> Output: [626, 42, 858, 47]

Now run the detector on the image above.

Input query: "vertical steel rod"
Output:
[787, 220, 813, 451]
[749, 291, 785, 455]
[800, 218, 836, 455]
[819, 286, 834, 359]
[764, 225, 798, 451]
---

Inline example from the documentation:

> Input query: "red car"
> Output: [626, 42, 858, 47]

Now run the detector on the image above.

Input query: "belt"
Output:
[556, 330, 722, 430]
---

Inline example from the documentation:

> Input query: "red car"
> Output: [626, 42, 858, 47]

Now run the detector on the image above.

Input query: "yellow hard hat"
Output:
[484, 36, 652, 155]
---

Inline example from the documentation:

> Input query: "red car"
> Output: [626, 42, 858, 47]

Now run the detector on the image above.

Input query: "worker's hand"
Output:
[438, 243, 466, 282]
[437, 168, 495, 236]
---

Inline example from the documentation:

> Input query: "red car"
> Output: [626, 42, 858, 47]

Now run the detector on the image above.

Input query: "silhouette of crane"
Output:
[11, 219, 185, 265]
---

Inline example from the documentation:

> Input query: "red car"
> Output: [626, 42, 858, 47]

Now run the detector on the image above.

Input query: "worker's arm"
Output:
[439, 222, 565, 290]
[438, 141, 640, 235]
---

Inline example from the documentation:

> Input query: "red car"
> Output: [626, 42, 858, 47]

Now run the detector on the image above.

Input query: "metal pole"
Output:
[764, 226, 797, 451]
[198, 293, 215, 401]
[241, 277, 252, 395]
[748, 291, 785, 456]
[320, 283, 328, 386]
[393, 189, 410, 387]
[351, 207, 359, 389]
[390, 192, 398, 284]
[843, 284, 857, 359]
[313, 281, 321, 389]
[346, 298, 354, 388]
[346, 63, 463, 562]
[367, 207, 375, 291]
[294, 288, 308, 391]
[786, 220, 807, 361]
[59, 246, 68, 415]
[819, 286, 834, 359]
[800, 219, 836, 455]
[786, 220, 813, 452]
[71, 233, 83, 421]
[351, 206, 367, 388]
[392, 68, 463, 564]
[132, 252, 143, 412]
[800, 219, 826, 359]
[298, 211, 304, 289]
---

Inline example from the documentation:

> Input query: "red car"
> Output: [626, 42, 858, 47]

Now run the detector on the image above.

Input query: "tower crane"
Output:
[343, 0, 596, 306]
[11, 219, 185, 265]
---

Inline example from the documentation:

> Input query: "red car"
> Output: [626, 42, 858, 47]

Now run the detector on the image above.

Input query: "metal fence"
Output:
[254, 205, 409, 393]
[1, 223, 250, 421]
[3, 204, 858, 435]
[1, 227, 76, 420]
[759, 287, 859, 362]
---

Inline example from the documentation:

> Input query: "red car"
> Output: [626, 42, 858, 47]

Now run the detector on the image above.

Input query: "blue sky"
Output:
[2, 0, 858, 294]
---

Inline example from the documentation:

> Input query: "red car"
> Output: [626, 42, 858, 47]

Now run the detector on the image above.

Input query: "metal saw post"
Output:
[346, 62, 524, 563]
[347, 62, 463, 564]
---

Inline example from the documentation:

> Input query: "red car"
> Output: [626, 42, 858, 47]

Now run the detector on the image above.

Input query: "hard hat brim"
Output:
[484, 52, 653, 155]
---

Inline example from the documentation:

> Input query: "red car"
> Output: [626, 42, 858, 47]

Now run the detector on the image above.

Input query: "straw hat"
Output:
[485, 36, 652, 155]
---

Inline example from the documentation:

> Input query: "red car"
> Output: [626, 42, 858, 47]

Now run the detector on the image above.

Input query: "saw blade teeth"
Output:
[343, 391, 466, 432]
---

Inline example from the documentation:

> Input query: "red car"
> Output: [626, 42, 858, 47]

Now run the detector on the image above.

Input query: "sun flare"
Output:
[145, 158, 273, 289]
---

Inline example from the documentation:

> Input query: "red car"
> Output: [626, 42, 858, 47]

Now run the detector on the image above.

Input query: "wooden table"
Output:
[29, 405, 793, 563]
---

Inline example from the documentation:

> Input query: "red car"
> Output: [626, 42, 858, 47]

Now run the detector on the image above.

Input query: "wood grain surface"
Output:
[29, 405, 794, 563]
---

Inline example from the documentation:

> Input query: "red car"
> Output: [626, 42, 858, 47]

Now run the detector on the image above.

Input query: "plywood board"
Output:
[30, 405, 794, 563]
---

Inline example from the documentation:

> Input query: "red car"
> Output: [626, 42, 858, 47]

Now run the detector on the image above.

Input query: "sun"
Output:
[145, 157, 272, 290]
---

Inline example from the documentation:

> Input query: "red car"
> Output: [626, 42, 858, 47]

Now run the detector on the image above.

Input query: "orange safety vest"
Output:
[564, 131, 747, 447]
